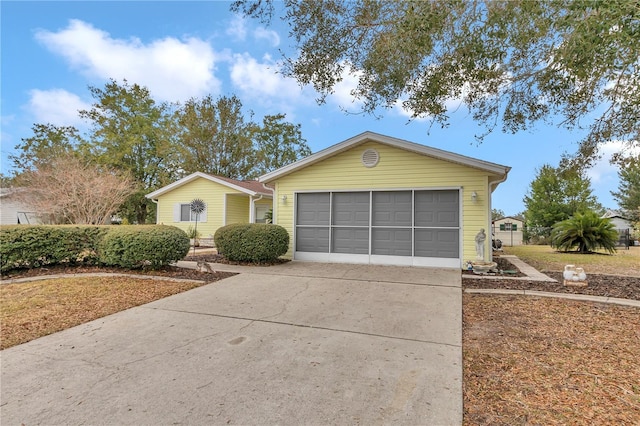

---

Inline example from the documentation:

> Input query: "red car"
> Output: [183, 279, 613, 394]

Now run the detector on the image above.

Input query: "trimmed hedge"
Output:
[97, 225, 190, 269]
[0, 225, 109, 273]
[0, 225, 190, 273]
[214, 223, 289, 262]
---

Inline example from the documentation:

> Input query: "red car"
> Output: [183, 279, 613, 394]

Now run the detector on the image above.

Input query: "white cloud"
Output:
[329, 65, 365, 110]
[587, 140, 640, 183]
[253, 27, 280, 47]
[226, 15, 247, 41]
[230, 52, 303, 100]
[35, 19, 220, 102]
[28, 89, 90, 127]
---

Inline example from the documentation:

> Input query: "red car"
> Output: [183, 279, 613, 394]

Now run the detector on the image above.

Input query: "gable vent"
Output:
[361, 149, 379, 168]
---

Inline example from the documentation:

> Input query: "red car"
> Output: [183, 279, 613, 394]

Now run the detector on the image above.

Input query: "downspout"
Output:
[150, 198, 159, 224]
[250, 194, 264, 223]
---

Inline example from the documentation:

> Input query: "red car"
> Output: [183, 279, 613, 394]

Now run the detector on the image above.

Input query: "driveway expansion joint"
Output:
[141, 306, 462, 348]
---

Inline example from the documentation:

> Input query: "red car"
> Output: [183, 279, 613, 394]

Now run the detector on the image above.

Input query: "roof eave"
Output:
[146, 172, 273, 199]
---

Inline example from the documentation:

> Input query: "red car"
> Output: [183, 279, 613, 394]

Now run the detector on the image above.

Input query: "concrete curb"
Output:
[464, 288, 640, 307]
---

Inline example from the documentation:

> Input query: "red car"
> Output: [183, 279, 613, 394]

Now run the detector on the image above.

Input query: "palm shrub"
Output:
[551, 211, 618, 253]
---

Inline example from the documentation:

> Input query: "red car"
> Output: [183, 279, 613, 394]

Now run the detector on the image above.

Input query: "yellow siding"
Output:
[225, 195, 250, 225]
[155, 177, 246, 237]
[272, 141, 499, 265]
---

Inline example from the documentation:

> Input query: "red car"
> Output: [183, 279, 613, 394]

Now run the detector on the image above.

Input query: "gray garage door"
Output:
[295, 190, 460, 267]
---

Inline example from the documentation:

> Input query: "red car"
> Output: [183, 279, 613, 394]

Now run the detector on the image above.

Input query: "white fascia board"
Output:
[146, 172, 272, 199]
[259, 131, 511, 183]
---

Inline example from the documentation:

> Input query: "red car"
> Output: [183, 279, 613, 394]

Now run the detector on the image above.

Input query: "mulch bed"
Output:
[463, 295, 640, 425]
[1, 264, 235, 282]
[463, 257, 640, 301]
[184, 253, 290, 266]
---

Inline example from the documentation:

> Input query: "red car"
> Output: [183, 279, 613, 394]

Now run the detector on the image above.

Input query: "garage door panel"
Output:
[437, 190, 459, 203]
[332, 192, 370, 226]
[415, 229, 459, 258]
[296, 227, 329, 253]
[297, 193, 330, 225]
[332, 228, 369, 254]
[371, 228, 412, 256]
[436, 212, 458, 225]
[415, 190, 459, 227]
[372, 191, 411, 226]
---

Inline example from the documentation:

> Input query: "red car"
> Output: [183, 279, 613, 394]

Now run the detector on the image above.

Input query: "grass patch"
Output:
[0, 276, 211, 349]
[501, 245, 640, 276]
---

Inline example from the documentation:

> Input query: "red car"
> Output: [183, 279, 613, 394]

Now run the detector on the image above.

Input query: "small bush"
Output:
[214, 223, 289, 262]
[98, 225, 190, 269]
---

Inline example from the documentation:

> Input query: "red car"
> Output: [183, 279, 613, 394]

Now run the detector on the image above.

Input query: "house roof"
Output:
[493, 216, 524, 223]
[603, 209, 629, 220]
[146, 172, 273, 200]
[0, 187, 26, 198]
[259, 131, 511, 183]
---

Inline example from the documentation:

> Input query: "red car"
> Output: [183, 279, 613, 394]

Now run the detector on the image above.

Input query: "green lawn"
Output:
[501, 245, 640, 277]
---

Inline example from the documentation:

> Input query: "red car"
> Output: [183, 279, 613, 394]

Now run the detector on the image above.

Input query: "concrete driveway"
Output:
[1, 262, 462, 425]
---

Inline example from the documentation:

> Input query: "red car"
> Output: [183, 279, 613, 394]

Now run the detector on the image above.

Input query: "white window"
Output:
[255, 205, 269, 223]
[174, 203, 207, 222]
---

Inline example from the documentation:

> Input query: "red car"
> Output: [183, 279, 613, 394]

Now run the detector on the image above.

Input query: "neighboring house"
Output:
[146, 172, 273, 239]
[602, 209, 633, 230]
[603, 209, 636, 247]
[259, 131, 510, 268]
[492, 216, 524, 246]
[0, 188, 42, 225]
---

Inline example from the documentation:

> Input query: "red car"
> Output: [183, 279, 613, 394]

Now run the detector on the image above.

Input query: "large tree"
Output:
[79, 79, 178, 223]
[176, 95, 255, 179]
[233, 0, 639, 166]
[253, 113, 311, 175]
[611, 159, 640, 222]
[524, 164, 602, 236]
[15, 154, 136, 225]
[491, 208, 505, 221]
[10, 123, 86, 171]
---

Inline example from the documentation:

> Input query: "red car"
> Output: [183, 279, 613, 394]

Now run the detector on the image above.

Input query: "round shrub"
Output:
[214, 223, 289, 262]
[98, 225, 190, 269]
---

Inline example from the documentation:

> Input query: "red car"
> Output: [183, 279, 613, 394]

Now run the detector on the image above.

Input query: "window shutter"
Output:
[499, 224, 505, 231]
[173, 204, 181, 222]
[512, 224, 517, 231]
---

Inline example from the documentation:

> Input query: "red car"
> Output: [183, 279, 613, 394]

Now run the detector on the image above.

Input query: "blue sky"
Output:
[1, 1, 630, 215]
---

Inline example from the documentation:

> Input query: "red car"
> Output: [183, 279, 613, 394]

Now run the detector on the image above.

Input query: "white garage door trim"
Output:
[293, 188, 462, 268]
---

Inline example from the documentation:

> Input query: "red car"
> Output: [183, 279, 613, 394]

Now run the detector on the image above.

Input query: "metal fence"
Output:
[616, 228, 631, 249]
